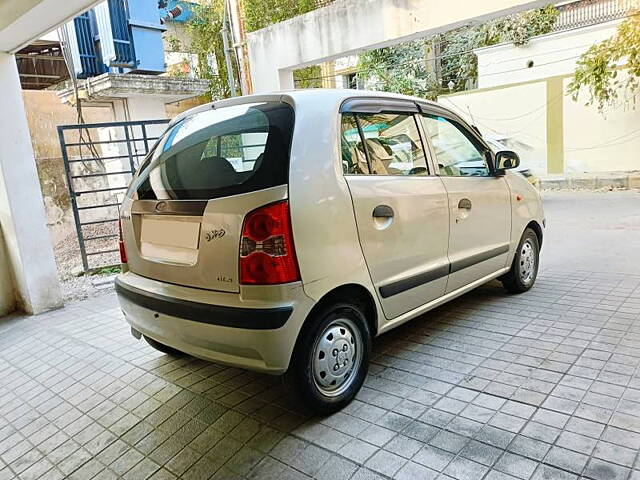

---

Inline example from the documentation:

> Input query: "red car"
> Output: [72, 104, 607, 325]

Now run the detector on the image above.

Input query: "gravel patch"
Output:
[52, 222, 120, 304]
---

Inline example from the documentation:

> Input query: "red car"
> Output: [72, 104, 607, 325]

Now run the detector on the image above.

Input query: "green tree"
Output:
[186, 0, 237, 101]
[293, 65, 323, 88]
[357, 5, 559, 97]
[243, 0, 324, 89]
[184, 0, 325, 99]
[243, 0, 318, 32]
[567, 8, 640, 110]
[357, 39, 441, 99]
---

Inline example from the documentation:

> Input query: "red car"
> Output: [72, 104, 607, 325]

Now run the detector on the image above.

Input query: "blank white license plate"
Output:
[140, 216, 201, 264]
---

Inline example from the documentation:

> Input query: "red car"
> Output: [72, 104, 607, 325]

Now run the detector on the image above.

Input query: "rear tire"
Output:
[286, 302, 371, 414]
[144, 335, 184, 356]
[501, 227, 540, 293]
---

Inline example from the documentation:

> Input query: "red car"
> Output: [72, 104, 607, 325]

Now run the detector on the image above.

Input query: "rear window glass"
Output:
[130, 102, 294, 200]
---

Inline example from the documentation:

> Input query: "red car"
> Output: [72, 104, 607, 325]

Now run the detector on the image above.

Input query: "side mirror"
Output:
[495, 150, 520, 173]
[408, 166, 427, 176]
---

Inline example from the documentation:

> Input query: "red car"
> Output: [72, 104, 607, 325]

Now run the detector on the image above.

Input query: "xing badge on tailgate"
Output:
[205, 228, 226, 242]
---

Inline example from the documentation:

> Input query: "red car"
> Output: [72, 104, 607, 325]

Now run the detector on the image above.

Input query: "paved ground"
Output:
[541, 190, 640, 276]
[0, 191, 639, 480]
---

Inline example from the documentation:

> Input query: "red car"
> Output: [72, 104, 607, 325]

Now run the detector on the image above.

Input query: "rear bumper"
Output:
[115, 279, 293, 330]
[115, 272, 314, 374]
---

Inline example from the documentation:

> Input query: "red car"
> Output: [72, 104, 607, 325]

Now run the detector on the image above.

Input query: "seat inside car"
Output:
[195, 155, 240, 188]
[359, 139, 390, 175]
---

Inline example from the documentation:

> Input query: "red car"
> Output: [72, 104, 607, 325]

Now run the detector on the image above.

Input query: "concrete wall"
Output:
[0, 52, 61, 314]
[22, 90, 113, 246]
[442, 77, 640, 175]
[23, 90, 113, 160]
[475, 20, 622, 89]
[166, 96, 206, 118]
[0, 227, 15, 316]
[247, 0, 552, 92]
[441, 81, 548, 174]
[562, 75, 640, 173]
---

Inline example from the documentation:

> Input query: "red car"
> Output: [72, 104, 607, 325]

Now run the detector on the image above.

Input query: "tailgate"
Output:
[119, 100, 295, 292]
[121, 185, 287, 292]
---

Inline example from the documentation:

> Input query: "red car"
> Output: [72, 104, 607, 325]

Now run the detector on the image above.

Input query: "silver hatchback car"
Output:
[116, 89, 544, 412]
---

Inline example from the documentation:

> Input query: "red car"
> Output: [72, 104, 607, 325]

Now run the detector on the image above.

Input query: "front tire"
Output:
[501, 227, 540, 293]
[144, 335, 184, 356]
[286, 302, 371, 414]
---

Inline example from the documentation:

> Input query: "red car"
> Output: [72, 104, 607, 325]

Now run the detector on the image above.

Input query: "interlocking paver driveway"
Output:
[1, 270, 639, 480]
[1, 191, 639, 480]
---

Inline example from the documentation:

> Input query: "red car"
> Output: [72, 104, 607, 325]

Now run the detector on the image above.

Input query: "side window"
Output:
[341, 114, 369, 175]
[357, 113, 428, 176]
[421, 114, 491, 177]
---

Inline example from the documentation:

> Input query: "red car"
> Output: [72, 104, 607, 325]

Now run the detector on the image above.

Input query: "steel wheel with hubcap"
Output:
[312, 318, 363, 397]
[286, 301, 371, 413]
[501, 227, 540, 293]
[518, 238, 536, 286]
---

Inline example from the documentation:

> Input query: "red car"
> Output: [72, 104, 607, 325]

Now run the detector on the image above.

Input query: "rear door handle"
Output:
[458, 198, 472, 210]
[456, 198, 472, 224]
[373, 205, 394, 218]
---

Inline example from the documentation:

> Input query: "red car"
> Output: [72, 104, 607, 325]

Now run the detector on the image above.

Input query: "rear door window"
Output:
[341, 114, 369, 175]
[130, 102, 294, 200]
[340, 113, 428, 176]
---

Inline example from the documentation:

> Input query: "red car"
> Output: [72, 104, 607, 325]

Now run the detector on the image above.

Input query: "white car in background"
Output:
[484, 135, 538, 186]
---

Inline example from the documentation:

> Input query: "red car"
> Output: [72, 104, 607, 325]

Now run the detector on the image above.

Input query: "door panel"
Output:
[439, 177, 511, 293]
[346, 176, 450, 319]
[418, 112, 512, 293]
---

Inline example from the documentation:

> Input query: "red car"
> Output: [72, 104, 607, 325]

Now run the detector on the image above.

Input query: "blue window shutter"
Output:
[73, 13, 101, 77]
[107, 0, 136, 67]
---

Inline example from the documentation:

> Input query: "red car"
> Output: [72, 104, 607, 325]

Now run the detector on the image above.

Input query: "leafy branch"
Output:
[182, 0, 324, 98]
[243, 0, 318, 32]
[357, 5, 559, 97]
[567, 9, 640, 111]
[185, 0, 237, 101]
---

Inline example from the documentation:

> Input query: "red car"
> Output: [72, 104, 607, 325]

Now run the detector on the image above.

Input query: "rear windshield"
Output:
[129, 101, 294, 200]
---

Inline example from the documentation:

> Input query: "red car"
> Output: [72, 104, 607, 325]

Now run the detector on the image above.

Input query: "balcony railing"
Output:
[552, 0, 636, 33]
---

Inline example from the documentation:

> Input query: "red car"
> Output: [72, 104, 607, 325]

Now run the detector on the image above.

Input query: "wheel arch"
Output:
[526, 220, 543, 247]
[303, 283, 378, 338]
[285, 282, 377, 412]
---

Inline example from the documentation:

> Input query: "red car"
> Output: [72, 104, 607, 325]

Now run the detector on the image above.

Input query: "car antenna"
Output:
[466, 106, 484, 137]
[467, 105, 478, 129]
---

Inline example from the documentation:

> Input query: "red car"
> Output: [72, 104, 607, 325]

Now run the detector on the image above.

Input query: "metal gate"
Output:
[58, 119, 170, 272]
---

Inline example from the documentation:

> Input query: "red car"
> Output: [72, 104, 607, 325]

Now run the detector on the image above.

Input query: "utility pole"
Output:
[227, 0, 252, 95]
[221, 0, 237, 97]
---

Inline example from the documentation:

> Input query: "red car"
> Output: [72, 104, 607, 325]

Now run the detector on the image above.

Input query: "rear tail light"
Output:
[240, 201, 300, 285]
[118, 219, 128, 264]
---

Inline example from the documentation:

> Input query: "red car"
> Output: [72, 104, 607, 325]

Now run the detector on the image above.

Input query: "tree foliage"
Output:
[243, 0, 318, 32]
[243, 0, 322, 88]
[185, 0, 237, 101]
[358, 5, 559, 97]
[357, 40, 441, 99]
[567, 9, 640, 110]
[293, 65, 323, 88]
[183, 0, 322, 99]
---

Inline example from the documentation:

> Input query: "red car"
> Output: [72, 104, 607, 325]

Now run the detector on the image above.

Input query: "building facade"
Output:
[444, 0, 639, 175]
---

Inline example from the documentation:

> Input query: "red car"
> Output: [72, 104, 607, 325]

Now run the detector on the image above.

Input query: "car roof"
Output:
[262, 88, 439, 105]
[170, 89, 442, 126]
